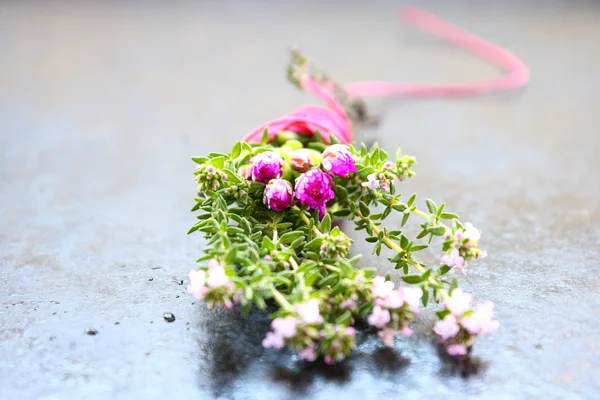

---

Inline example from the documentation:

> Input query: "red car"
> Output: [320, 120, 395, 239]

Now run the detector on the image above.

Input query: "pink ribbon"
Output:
[242, 6, 529, 145]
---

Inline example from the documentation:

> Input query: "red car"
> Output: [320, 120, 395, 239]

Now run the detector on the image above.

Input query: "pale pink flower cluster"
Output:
[441, 222, 487, 272]
[433, 289, 499, 356]
[367, 276, 422, 346]
[188, 259, 237, 309]
[262, 299, 325, 352]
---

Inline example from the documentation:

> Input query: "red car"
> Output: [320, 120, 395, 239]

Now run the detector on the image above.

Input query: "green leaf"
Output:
[321, 214, 332, 232]
[359, 202, 370, 217]
[358, 302, 374, 318]
[401, 212, 410, 227]
[365, 236, 378, 243]
[261, 127, 269, 144]
[421, 288, 429, 307]
[231, 142, 243, 159]
[333, 209, 351, 217]
[401, 275, 422, 284]
[335, 310, 352, 325]
[425, 199, 437, 214]
[449, 277, 458, 294]
[191, 157, 208, 165]
[373, 242, 382, 256]
[421, 269, 432, 281]
[440, 212, 459, 220]
[411, 244, 428, 252]
[407, 193, 417, 207]
[428, 226, 446, 236]
[279, 231, 304, 244]
[438, 265, 451, 276]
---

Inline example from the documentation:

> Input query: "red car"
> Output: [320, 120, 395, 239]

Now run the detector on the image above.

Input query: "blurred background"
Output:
[1, 1, 599, 399]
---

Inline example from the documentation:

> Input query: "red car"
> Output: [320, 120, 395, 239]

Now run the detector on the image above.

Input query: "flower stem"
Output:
[271, 288, 293, 311]
[293, 206, 323, 237]
[353, 208, 450, 301]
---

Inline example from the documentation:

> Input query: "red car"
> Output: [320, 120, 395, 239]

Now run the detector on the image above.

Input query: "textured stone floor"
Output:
[1, 1, 599, 399]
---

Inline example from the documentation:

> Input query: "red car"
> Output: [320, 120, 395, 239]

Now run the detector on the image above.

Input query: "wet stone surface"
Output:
[1, 1, 600, 399]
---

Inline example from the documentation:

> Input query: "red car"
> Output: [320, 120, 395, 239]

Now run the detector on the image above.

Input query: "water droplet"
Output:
[163, 312, 176, 323]
[85, 328, 98, 336]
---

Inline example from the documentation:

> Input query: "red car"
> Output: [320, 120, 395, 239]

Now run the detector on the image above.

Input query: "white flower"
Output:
[361, 173, 380, 189]
[463, 222, 481, 242]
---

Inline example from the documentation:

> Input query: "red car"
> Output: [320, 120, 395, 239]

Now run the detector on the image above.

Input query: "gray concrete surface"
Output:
[1, 1, 600, 399]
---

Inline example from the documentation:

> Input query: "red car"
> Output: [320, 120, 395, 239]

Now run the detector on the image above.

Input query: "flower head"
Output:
[400, 287, 423, 310]
[295, 169, 335, 218]
[321, 144, 357, 177]
[206, 264, 229, 288]
[187, 269, 207, 300]
[463, 222, 481, 242]
[294, 299, 323, 324]
[371, 276, 394, 298]
[441, 248, 465, 270]
[250, 152, 282, 183]
[367, 305, 391, 329]
[271, 316, 298, 338]
[361, 173, 380, 189]
[434, 315, 460, 341]
[290, 149, 317, 173]
[262, 332, 285, 349]
[443, 289, 472, 316]
[263, 179, 294, 211]
[460, 301, 499, 334]
[299, 346, 317, 362]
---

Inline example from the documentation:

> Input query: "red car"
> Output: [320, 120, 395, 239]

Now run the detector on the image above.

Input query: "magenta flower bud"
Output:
[238, 165, 252, 180]
[321, 144, 357, 177]
[290, 149, 316, 173]
[263, 179, 294, 212]
[250, 152, 283, 183]
[295, 169, 335, 218]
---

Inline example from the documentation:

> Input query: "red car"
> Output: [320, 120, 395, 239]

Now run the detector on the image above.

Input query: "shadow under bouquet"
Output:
[187, 7, 528, 364]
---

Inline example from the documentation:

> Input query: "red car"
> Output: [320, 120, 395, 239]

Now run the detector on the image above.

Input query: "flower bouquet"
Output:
[186, 7, 527, 363]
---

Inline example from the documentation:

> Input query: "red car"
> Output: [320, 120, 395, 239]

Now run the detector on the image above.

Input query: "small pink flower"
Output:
[208, 259, 219, 270]
[434, 315, 460, 340]
[443, 289, 472, 316]
[324, 355, 334, 365]
[262, 332, 285, 349]
[447, 344, 467, 356]
[295, 169, 335, 218]
[271, 316, 298, 338]
[463, 222, 481, 242]
[299, 346, 317, 362]
[322, 144, 357, 177]
[461, 301, 499, 334]
[346, 326, 356, 337]
[400, 287, 423, 310]
[477, 250, 488, 260]
[441, 248, 465, 270]
[187, 269, 207, 300]
[263, 179, 294, 212]
[377, 328, 396, 347]
[340, 299, 357, 309]
[206, 265, 229, 288]
[250, 152, 283, 183]
[400, 326, 413, 337]
[355, 274, 365, 284]
[361, 173, 380, 189]
[367, 305, 391, 329]
[383, 161, 393, 170]
[371, 276, 394, 298]
[294, 299, 323, 324]
[383, 290, 404, 309]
